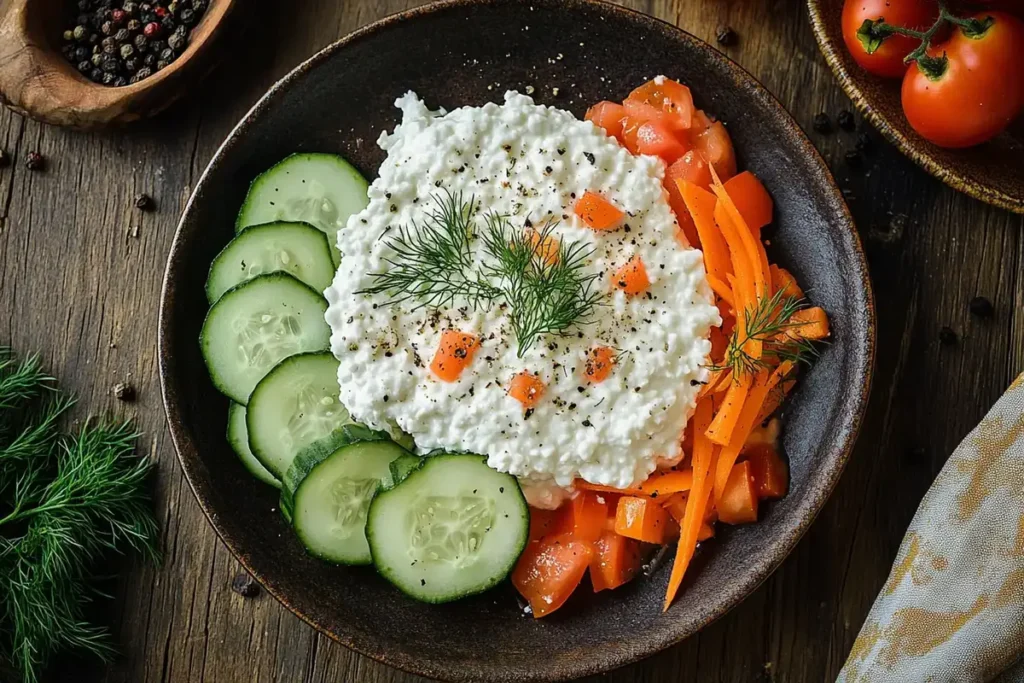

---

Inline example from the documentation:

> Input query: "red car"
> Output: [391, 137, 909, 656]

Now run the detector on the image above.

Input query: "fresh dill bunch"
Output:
[359, 191, 502, 310]
[0, 348, 158, 683]
[480, 214, 604, 356]
[715, 288, 820, 378]
[361, 192, 606, 356]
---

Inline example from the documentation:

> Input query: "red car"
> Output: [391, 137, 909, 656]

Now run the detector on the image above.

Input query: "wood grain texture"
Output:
[0, 0, 1021, 681]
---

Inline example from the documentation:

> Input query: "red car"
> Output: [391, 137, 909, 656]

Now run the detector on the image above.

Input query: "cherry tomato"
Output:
[842, 0, 938, 78]
[901, 11, 1024, 147]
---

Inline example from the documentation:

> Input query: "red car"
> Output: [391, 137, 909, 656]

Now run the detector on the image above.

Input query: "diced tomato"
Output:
[585, 101, 627, 141]
[612, 255, 650, 296]
[723, 171, 773, 232]
[635, 120, 690, 164]
[583, 346, 616, 383]
[570, 491, 609, 542]
[429, 330, 479, 382]
[528, 505, 572, 541]
[625, 77, 695, 130]
[691, 119, 736, 180]
[508, 371, 545, 409]
[743, 443, 789, 500]
[614, 496, 678, 544]
[619, 116, 643, 155]
[525, 227, 559, 265]
[665, 151, 713, 248]
[690, 109, 713, 134]
[512, 534, 593, 618]
[574, 190, 625, 231]
[590, 531, 644, 592]
[717, 461, 759, 524]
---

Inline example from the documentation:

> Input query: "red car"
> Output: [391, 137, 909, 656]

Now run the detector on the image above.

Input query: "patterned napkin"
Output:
[838, 373, 1024, 683]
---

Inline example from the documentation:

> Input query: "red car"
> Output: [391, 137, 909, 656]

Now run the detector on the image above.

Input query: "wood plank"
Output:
[0, 0, 1020, 681]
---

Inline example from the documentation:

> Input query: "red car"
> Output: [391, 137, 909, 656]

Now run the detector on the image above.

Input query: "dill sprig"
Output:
[362, 193, 605, 356]
[359, 191, 502, 310]
[0, 347, 158, 683]
[715, 288, 820, 379]
[480, 215, 604, 356]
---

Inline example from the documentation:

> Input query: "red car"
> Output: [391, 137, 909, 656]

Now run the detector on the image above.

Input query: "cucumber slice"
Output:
[227, 403, 281, 488]
[282, 425, 408, 564]
[247, 352, 351, 479]
[387, 453, 423, 489]
[367, 454, 529, 603]
[235, 153, 369, 265]
[206, 221, 335, 303]
[200, 272, 330, 404]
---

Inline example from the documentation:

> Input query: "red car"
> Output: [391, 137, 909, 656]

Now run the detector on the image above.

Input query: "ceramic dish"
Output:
[807, 0, 1024, 214]
[159, 0, 875, 680]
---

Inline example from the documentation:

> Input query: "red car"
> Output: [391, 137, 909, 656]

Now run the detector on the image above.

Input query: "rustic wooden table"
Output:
[1, 0, 1022, 681]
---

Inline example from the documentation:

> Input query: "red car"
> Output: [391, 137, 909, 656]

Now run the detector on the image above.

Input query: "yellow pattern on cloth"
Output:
[839, 373, 1024, 683]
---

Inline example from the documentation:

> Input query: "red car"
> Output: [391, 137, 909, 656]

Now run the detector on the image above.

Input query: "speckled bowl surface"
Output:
[159, 1, 875, 680]
[807, 0, 1024, 214]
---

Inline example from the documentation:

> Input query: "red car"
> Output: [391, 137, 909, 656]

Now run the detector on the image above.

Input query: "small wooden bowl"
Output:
[0, 0, 236, 129]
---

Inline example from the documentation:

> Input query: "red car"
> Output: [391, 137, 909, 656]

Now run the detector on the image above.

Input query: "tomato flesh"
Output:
[635, 119, 690, 164]
[585, 100, 627, 141]
[625, 77, 695, 130]
[511, 534, 594, 618]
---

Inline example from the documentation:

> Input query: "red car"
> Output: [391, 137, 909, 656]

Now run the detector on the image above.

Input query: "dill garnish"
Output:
[714, 288, 819, 378]
[0, 348, 158, 683]
[362, 193, 605, 356]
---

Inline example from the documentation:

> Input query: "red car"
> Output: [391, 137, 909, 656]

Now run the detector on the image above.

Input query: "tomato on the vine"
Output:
[901, 11, 1024, 147]
[842, 0, 938, 77]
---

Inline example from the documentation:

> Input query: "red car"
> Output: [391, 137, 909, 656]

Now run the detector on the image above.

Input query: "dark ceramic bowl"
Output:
[807, 0, 1024, 214]
[159, 1, 875, 680]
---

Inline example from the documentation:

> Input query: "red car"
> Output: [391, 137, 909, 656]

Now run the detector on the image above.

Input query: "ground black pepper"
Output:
[968, 296, 994, 319]
[231, 572, 260, 598]
[60, 0, 208, 86]
[812, 112, 832, 134]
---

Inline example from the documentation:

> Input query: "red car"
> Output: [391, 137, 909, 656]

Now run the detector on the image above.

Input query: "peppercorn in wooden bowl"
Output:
[0, 0, 236, 129]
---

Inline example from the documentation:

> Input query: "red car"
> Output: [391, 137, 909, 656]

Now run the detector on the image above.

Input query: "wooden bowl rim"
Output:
[159, 0, 876, 679]
[805, 0, 1024, 215]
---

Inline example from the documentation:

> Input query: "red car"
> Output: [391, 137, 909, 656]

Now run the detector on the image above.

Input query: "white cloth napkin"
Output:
[838, 373, 1024, 682]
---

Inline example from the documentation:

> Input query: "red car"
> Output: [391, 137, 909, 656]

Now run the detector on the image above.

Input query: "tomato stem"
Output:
[861, 3, 995, 69]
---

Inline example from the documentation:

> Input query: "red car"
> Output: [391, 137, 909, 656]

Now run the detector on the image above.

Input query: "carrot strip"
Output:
[678, 180, 732, 284]
[639, 470, 693, 496]
[706, 378, 750, 447]
[575, 481, 649, 498]
[713, 362, 793, 501]
[664, 396, 716, 611]
[710, 165, 766, 299]
[698, 367, 731, 399]
[706, 274, 734, 307]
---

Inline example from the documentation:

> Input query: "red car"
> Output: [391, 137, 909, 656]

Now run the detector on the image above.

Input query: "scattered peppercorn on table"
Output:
[0, 0, 1020, 681]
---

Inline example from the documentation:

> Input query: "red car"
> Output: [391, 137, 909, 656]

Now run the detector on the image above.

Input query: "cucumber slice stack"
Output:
[197, 151, 531, 602]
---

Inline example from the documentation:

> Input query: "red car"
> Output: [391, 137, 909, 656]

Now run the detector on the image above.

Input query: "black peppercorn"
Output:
[101, 56, 119, 73]
[843, 150, 863, 167]
[90, 68, 104, 82]
[149, 39, 166, 54]
[62, 44, 76, 59]
[127, 18, 140, 31]
[159, 47, 174, 61]
[231, 572, 260, 598]
[837, 110, 855, 130]
[102, 71, 116, 85]
[113, 76, 127, 87]
[115, 28, 130, 42]
[134, 193, 155, 211]
[855, 131, 873, 152]
[938, 326, 958, 346]
[124, 2, 139, 14]
[77, 0, 90, 11]
[63, 29, 75, 41]
[0, 150, 9, 168]
[968, 296, 994, 318]
[167, 32, 186, 52]
[715, 25, 737, 46]
[156, 59, 170, 71]
[103, 42, 117, 56]
[192, 0, 206, 13]
[143, 53, 156, 67]
[134, 33, 148, 50]
[134, 66, 153, 80]
[25, 152, 44, 171]
[89, 33, 99, 44]
[74, 45, 90, 61]
[77, 59, 92, 73]
[102, 35, 116, 49]
[113, 382, 136, 401]
[180, 8, 195, 25]
[125, 56, 139, 72]
[101, 20, 113, 35]
[812, 112, 832, 133]
[160, 15, 176, 32]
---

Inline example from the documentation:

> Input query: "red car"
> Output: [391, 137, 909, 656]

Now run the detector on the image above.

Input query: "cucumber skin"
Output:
[205, 221, 332, 304]
[386, 453, 423, 490]
[226, 402, 281, 489]
[279, 423, 398, 522]
[367, 454, 529, 604]
[199, 272, 329, 405]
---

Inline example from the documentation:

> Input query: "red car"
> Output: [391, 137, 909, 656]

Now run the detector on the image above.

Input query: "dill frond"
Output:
[0, 348, 158, 683]
[714, 289, 820, 379]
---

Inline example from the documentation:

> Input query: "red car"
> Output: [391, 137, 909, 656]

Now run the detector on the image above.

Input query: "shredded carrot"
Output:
[639, 470, 693, 496]
[678, 180, 732, 284]
[713, 362, 793, 501]
[575, 481, 649, 498]
[710, 165, 767, 299]
[706, 273, 734, 307]
[664, 396, 716, 611]
[783, 306, 831, 340]
[698, 367, 731, 400]
[430, 330, 480, 382]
